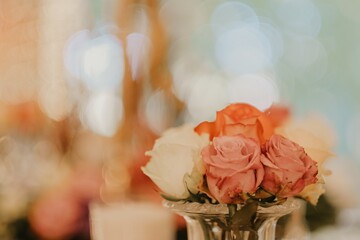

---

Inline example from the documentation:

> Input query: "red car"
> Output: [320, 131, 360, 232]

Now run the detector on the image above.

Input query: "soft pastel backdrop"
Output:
[0, 0, 359, 239]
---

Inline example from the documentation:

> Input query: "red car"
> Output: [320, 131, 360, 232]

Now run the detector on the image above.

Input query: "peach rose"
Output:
[201, 135, 264, 204]
[275, 115, 335, 204]
[195, 103, 274, 144]
[261, 135, 318, 198]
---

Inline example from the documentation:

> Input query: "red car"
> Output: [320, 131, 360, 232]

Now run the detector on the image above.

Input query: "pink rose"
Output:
[202, 135, 264, 204]
[261, 135, 318, 198]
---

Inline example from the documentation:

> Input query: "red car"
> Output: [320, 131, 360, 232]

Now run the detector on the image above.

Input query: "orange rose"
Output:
[194, 103, 274, 144]
[264, 104, 290, 128]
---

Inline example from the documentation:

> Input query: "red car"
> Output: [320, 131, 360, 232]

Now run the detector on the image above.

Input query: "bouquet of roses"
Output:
[141, 103, 331, 233]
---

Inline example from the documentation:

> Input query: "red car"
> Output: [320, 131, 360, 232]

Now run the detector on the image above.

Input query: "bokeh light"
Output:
[64, 30, 91, 79]
[210, 2, 281, 76]
[258, 21, 284, 66]
[82, 91, 123, 137]
[81, 34, 124, 91]
[227, 74, 279, 111]
[283, 35, 328, 82]
[170, 55, 214, 102]
[274, 0, 322, 36]
[186, 73, 228, 123]
[126, 32, 151, 80]
[144, 90, 176, 135]
[211, 1, 259, 35]
[215, 26, 272, 75]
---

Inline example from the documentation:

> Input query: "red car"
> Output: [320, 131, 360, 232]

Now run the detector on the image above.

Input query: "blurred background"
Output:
[0, 0, 360, 239]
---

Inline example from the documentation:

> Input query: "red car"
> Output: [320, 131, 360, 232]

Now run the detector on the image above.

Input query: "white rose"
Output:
[142, 125, 209, 199]
[153, 124, 209, 149]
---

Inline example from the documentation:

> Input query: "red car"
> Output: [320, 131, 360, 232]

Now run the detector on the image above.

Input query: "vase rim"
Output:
[163, 197, 300, 216]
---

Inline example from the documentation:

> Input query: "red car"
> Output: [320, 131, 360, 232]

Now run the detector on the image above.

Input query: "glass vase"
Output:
[164, 198, 299, 240]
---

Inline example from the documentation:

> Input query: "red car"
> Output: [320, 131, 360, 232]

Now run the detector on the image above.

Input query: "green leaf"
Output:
[229, 200, 259, 227]
[186, 186, 215, 203]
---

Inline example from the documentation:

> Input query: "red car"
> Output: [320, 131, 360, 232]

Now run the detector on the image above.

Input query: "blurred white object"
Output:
[227, 74, 279, 111]
[82, 91, 123, 137]
[283, 200, 311, 240]
[90, 202, 175, 240]
[126, 33, 151, 80]
[215, 25, 272, 75]
[81, 34, 124, 91]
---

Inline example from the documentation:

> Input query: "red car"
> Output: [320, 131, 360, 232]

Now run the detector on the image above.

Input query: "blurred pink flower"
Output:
[29, 166, 103, 239]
